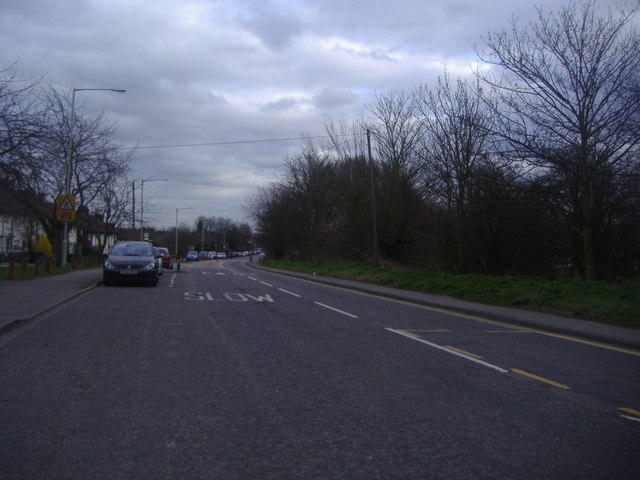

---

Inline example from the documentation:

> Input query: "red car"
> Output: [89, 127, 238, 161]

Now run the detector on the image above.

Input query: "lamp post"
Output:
[62, 87, 126, 268]
[175, 207, 193, 257]
[139, 178, 168, 240]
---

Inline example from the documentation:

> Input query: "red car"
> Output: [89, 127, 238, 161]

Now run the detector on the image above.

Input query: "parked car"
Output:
[157, 247, 173, 269]
[153, 248, 163, 276]
[103, 241, 162, 286]
[216, 252, 226, 259]
[186, 251, 198, 261]
[198, 251, 209, 260]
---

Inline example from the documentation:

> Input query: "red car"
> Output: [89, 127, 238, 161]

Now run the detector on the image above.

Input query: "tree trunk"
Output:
[455, 200, 465, 273]
[579, 184, 597, 281]
[581, 220, 597, 281]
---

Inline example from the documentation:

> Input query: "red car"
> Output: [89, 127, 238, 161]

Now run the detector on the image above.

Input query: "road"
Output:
[1, 258, 639, 479]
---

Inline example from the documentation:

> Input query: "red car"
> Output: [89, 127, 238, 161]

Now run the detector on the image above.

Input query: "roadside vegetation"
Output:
[260, 259, 640, 329]
[248, 1, 640, 286]
[0, 259, 101, 281]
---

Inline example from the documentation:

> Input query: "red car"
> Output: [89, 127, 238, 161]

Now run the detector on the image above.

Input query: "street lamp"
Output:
[62, 87, 126, 268]
[175, 207, 193, 257]
[139, 178, 168, 240]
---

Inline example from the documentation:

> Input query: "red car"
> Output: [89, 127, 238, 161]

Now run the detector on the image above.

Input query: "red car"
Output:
[156, 247, 173, 269]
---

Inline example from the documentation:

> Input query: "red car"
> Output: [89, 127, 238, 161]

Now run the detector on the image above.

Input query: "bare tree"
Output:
[2, 84, 133, 264]
[88, 176, 133, 251]
[322, 116, 368, 161]
[365, 90, 421, 175]
[414, 72, 493, 272]
[319, 119, 380, 260]
[477, 0, 640, 280]
[364, 91, 424, 260]
[0, 62, 43, 160]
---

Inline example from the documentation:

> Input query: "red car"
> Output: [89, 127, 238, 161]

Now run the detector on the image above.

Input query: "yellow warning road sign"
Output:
[56, 195, 77, 222]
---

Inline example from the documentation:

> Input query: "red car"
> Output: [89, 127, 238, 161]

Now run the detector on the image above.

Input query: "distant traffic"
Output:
[185, 249, 262, 261]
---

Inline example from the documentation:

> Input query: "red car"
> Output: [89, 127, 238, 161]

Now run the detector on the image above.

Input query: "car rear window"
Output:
[111, 244, 154, 256]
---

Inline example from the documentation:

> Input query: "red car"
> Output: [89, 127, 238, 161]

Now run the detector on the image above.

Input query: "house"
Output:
[72, 206, 118, 256]
[0, 189, 117, 260]
[0, 190, 45, 260]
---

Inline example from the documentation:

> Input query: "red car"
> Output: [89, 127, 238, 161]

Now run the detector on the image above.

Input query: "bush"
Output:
[34, 235, 53, 258]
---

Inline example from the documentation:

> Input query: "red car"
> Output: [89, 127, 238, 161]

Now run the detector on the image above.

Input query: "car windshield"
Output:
[111, 244, 154, 256]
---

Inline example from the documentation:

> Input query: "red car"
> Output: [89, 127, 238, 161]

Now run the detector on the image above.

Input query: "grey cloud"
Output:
[235, 2, 304, 50]
[259, 96, 310, 114]
[313, 87, 359, 109]
[334, 44, 399, 62]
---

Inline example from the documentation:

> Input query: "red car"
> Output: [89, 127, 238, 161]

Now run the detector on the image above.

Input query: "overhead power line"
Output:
[162, 164, 285, 188]
[123, 134, 345, 150]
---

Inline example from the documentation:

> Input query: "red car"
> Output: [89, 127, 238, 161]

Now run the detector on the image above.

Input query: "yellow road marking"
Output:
[510, 368, 571, 390]
[396, 329, 421, 338]
[444, 345, 483, 359]
[619, 407, 640, 417]
[523, 330, 640, 357]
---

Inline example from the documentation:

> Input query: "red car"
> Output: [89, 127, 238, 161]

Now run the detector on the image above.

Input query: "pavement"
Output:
[0, 267, 103, 334]
[1, 262, 639, 351]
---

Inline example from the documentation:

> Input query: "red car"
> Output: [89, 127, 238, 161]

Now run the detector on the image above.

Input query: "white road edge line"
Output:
[620, 415, 640, 423]
[314, 302, 359, 318]
[278, 288, 301, 297]
[386, 328, 509, 373]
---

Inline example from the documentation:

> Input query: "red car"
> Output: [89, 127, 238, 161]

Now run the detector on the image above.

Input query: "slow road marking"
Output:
[184, 292, 274, 302]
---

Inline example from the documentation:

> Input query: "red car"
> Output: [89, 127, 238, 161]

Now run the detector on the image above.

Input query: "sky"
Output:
[0, 0, 627, 230]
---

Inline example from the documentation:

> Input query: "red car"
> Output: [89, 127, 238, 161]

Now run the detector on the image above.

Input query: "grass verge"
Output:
[260, 259, 640, 329]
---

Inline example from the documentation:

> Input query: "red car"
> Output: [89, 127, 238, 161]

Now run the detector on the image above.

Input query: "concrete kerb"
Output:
[248, 262, 640, 351]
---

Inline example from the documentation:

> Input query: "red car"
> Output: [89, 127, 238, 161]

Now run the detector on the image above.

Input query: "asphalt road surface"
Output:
[1, 258, 639, 479]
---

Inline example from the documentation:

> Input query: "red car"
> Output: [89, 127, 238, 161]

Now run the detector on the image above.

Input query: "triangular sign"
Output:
[60, 198, 74, 210]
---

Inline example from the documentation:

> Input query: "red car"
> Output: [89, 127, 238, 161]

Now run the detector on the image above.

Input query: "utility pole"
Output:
[132, 181, 136, 230]
[367, 129, 379, 264]
[201, 220, 205, 252]
[140, 180, 144, 240]
[139, 178, 167, 240]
